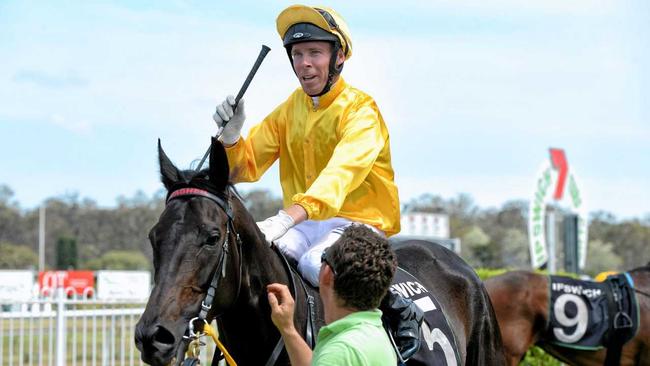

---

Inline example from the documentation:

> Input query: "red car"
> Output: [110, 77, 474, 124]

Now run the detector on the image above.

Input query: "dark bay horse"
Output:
[485, 267, 650, 366]
[135, 138, 505, 365]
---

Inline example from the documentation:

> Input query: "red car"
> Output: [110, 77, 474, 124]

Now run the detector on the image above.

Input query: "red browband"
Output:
[167, 188, 212, 202]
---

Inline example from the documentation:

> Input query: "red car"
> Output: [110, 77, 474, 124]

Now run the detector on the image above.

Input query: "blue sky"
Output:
[1, 1, 648, 219]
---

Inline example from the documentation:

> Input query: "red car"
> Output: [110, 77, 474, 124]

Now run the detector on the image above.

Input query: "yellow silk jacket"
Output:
[225, 78, 400, 236]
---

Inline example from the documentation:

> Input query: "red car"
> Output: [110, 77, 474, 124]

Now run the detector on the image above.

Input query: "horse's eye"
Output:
[205, 232, 221, 246]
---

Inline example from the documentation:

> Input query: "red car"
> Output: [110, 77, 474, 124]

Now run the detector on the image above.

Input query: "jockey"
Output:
[213, 4, 423, 360]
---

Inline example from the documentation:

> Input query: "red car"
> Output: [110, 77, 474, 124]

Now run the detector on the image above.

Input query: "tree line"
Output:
[1, 184, 648, 275]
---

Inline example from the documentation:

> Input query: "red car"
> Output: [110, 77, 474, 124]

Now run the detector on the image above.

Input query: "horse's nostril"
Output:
[153, 325, 175, 345]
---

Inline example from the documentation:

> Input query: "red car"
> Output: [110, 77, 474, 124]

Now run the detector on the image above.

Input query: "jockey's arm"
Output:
[256, 204, 308, 246]
[285, 204, 308, 225]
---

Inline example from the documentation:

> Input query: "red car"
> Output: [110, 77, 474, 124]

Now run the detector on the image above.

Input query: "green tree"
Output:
[460, 226, 491, 267]
[499, 228, 529, 268]
[0, 242, 38, 269]
[474, 200, 528, 268]
[402, 193, 446, 214]
[85, 250, 150, 270]
[56, 236, 78, 269]
[589, 212, 650, 269]
[0, 185, 28, 246]
[583, 239, 623, 277]
[242, 189, 283, 221]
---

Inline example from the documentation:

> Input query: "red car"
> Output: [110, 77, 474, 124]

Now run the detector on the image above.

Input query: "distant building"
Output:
[390, 212, 461, 254]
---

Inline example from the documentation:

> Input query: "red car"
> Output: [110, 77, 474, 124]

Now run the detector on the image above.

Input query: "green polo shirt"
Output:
[312, 309, 397, 365]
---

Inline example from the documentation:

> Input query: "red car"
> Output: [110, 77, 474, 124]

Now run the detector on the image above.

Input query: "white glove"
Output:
[257, 210, 296, 246]
[213, 95, 245, 145]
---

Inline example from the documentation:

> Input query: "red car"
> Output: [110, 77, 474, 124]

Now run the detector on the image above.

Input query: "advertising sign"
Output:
[96, 270, 151, 300]
[38, 270, 95, 297]
[528, 149, 588, 269]
[0, 270, 35, 302]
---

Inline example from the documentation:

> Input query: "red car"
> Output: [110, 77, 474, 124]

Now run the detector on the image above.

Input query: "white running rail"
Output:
[1, 289, 219, 366]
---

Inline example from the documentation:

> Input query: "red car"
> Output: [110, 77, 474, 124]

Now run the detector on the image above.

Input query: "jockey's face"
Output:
[291, 41, 343, 96]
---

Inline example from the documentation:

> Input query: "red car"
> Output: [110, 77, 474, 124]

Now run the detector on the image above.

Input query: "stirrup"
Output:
[614, 311, 633, 329]
[397, 329, 421, 361]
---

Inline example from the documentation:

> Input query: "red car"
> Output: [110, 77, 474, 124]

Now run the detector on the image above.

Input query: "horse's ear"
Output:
[158, 139, 182, 190]
[208, 137, 230, 191]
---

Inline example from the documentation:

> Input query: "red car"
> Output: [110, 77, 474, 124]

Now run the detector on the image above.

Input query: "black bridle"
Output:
[167, 187, 242, 322]
[166, 187, 243, 365]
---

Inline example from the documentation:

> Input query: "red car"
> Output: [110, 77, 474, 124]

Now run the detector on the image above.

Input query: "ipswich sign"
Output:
[528, 148, 588, 270]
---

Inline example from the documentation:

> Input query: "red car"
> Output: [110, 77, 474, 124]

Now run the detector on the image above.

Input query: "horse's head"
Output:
[135, 138, 243, 366]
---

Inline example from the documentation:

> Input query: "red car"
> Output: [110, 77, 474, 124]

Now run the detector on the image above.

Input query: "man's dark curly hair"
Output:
[326, 225, 397, 310]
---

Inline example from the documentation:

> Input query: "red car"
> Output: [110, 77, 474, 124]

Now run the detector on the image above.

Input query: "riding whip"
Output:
[196, 44, 271, 171]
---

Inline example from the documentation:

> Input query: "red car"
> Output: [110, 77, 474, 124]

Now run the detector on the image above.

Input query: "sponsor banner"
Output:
[528, 149, 588, 269]
[38, 270, 95, 297]
[528, 163, 554, 268]
[0, 270, 35, 302]
[96, 270, 151, 300]
[546, 275, 638, 350]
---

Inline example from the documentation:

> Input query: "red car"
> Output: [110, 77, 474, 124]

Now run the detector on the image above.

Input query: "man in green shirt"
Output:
[267, 225, 398, 365]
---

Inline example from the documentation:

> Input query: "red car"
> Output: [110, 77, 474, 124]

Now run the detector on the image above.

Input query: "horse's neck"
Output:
[230, 196, 323, 313]
[218, 204, 299, 363]
[223, 246, 304, 364]
[231, 198, 294, 287]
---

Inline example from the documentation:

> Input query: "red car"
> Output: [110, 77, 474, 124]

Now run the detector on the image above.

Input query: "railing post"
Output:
[56, 287, 67, 366]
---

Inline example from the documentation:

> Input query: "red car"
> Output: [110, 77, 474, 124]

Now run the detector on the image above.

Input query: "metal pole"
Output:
[563, 214, 579, 274]
[547, 211, 556, 274]
[39, 205, 46, 272]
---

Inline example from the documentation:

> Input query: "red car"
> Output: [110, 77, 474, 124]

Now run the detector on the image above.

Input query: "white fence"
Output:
[1, 289, 219, 366]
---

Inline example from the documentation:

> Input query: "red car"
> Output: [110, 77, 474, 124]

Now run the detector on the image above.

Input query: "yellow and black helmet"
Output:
[276, 5, 352, 60]
[276, 5, 352, 96]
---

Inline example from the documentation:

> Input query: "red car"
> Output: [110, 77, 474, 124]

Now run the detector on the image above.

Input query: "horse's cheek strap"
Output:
[198, 221, 236, 320]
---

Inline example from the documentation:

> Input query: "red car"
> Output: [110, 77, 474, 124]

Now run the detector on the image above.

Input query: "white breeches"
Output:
[274, 217, 384, 287]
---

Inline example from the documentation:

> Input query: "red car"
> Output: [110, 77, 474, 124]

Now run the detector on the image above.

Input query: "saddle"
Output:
[545, 274, 639, 352]
[386, 268, 462, 366]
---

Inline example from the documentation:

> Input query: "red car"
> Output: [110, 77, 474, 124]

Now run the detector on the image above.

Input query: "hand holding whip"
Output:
[197, 45, 271, 171]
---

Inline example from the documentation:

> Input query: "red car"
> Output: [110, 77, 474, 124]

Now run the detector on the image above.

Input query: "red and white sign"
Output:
[528, 148, 588, 269]
[38, 270, 95, 297]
